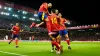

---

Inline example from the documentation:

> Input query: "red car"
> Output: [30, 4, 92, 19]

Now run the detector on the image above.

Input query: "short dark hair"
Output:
[51, 9, 55, 13]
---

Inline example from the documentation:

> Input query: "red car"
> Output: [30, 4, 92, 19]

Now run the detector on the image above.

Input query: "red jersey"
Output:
[38, 3, 48, 13]
[59, 18, 67, 30]
[59, 18, 69, 30]
[12, 26, 20, 34]
[46, 13, 60, 33]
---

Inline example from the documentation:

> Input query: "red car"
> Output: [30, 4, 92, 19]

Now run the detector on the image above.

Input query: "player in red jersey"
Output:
[30, 2, 52, 28]
[58, 13, 71, 50]
[8, 23, 23, 48]
[55, 9, 61, 45]
[46, 9, 63, 54]
[49, 9, 61, 51]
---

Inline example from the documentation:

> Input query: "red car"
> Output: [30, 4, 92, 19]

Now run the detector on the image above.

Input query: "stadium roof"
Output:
[2, 0, 100, 25]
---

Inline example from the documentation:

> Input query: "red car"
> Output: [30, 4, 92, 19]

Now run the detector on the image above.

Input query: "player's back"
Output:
[48, 13, 60, 31]
[38, 3, 48, 13]
[59, 18, 67, 30]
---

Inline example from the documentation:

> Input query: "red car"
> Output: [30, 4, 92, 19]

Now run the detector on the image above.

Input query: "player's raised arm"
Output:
[20, 29, 24, 32]
[64, 18, 70, 24]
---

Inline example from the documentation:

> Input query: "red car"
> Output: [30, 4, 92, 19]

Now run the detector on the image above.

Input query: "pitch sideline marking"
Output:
[0, 51, 28, 56]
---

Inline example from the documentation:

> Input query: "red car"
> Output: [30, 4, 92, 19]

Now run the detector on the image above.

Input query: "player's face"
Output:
[58, 13, 62, 17]
[55, 10, 59, 14]
[48, 3, 52, 8]
[16, 23, 19, 26]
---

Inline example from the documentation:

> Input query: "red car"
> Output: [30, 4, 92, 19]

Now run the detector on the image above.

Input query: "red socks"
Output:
[57, 41, 61, 45]
[15, 40, 18, 46]
[52, 41, 60, 50]
[51, 41, 54, 47]
[66, 39, 70, 45]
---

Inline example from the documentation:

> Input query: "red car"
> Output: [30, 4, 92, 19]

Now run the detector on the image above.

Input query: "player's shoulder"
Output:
[62, 18, 66, 20]
[51, 13, 57, 17]
[13, 26, 16, 27]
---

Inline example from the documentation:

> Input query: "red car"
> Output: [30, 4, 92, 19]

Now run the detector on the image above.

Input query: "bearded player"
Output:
[8, 23, 23, 48]
[46, 9, 63, 54]
[58, 13, 71, 49]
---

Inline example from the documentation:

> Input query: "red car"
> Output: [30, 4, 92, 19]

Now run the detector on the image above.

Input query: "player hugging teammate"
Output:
[30, 2, 71, 54]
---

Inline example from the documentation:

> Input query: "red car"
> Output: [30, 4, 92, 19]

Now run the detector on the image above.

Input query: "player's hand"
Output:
[35, 24, 40, 27]
[49, 14, 51, 15]
[11, 29, 13, 31]
[30, 25, 33, 28]
[20, 29, 24, 32]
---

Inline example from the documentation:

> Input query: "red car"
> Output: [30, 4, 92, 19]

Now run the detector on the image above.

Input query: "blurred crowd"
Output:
[0, 29, 100, 41]
[0, 19, 47, 32]
[69, 29, 100, 41]
[0, 18, 100, 41]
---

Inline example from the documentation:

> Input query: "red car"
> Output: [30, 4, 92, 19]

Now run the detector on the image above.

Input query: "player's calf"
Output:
[65, 34, 71, 50]
[8, 39, 13, 44]
[15, 38, 19, 48]
[51, 41, 55, 52]
[56, 45, 63, 54]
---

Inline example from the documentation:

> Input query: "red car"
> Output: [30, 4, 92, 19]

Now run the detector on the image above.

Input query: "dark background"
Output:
[5, 0, 99, 25]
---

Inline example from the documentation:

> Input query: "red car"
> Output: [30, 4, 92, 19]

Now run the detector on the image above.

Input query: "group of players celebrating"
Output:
[8, 2, 71, 54]
[31, 2, 71, 54]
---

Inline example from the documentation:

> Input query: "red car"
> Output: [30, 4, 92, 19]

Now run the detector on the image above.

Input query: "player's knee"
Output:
[15, 38, 18, 40]
[57, 39, 61, 42]
[65, 34, 69, 38]
[52, 39, 56, 41]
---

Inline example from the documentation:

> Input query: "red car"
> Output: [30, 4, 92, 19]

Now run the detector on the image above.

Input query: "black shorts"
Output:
[50, 31, 59, 40]
[12, 34, 18, 39]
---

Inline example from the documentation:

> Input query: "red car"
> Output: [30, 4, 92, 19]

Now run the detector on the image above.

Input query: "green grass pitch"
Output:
[0, 41, 100, 56]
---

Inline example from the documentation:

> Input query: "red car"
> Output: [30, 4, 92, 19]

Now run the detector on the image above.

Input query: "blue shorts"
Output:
[12, 34, 18, 39]
[59, 30, 68, 36]
[38, 12, 48, 22]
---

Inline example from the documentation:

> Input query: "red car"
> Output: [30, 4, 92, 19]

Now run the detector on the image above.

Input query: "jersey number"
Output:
[51, 17, 57, 24]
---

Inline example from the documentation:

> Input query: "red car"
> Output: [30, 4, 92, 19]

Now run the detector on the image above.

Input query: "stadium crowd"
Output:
[0, 28, 100, 41]
[0, 18, 100, 41]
